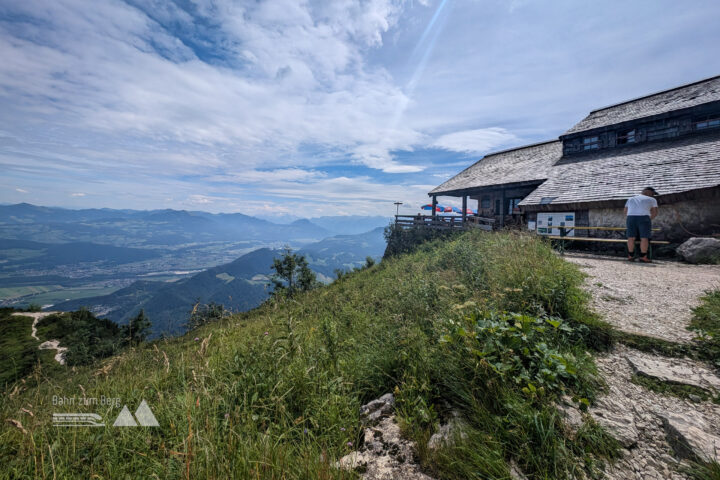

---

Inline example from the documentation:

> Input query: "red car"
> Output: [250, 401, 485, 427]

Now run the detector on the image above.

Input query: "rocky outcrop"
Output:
[625, 353, 720, 393]
[677, 237, 720, 264]
[557, 395, 584, 433]
[360, 393, 395, 423]
[660, 413, 720, 463]
[590, 393, 640, 448]
[336, 393, 436, 480]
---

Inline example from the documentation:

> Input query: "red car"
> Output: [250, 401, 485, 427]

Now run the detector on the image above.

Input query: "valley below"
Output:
[0, 203, 390, 335]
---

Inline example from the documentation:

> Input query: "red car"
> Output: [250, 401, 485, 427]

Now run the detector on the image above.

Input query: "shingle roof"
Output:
[520, 131, 720, 207]
[564, 75, 720, 135]
[429, 141, 561, 195]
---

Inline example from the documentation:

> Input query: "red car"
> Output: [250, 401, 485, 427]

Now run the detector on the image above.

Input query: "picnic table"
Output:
[547, 226, 670, 258]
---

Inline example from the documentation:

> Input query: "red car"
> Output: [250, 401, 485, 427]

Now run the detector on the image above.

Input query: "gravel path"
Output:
[592, 344, 720, 480]
[563, 253, 720, 343]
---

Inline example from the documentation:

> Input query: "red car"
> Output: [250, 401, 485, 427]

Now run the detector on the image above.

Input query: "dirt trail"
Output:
[11, 311, 67, 365]
[564, 253, 720, 343]
[558, 253, 720, 479]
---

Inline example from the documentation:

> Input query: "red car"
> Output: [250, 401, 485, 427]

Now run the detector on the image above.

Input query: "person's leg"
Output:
[638, 216, 651, 262]
[626, 216, 637, 260]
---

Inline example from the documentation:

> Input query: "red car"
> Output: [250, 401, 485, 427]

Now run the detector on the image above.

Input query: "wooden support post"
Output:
[461, 196, 467, 225]
[500, 189, 506, 228]
[432, 196, 438, 218]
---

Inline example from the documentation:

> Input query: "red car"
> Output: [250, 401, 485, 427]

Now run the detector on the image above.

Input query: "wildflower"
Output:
[194, 337, 200, 341]
[303, 428, 308, 434]
[340, 427, 346, 431]
[264, 331, 269, 336]
[224, 413, 230, 419]
[347, 441, 353, 447]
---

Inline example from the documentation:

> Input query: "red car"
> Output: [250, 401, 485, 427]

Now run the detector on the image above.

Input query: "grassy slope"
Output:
[0, 231, 616, 479]
[0, 309, 60, 387]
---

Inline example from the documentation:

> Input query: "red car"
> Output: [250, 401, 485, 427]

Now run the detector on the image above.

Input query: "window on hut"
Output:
[495, 199, 501, 214]
[646, 125, 679, 141]
[582, 136, 600, 150]
[616, 128, 636, 145]
[694, 115, 720, 130]
[508, 198, 523, 215]
[481, 197, 491, 209]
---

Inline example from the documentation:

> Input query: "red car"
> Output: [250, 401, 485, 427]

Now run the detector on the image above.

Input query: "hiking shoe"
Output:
[639, 256, 651, 263]
[627, 255, 635, 262]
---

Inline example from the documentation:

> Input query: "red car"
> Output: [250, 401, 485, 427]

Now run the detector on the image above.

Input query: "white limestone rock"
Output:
[660, 413, 720, 463]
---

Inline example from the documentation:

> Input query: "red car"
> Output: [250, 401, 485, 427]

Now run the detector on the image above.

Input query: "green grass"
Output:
[689, 290, 720, 368]
[0, 309, 61, 387]
[0, 310, 41, 386]
[0, 231, 617, 479]
[687, 460, 720, 480]
[613, 331, 696, 358]
[631, 374, 719, 404]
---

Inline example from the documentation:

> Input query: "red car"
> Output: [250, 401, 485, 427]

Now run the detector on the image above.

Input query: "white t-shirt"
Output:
[625, 194, 658, 216]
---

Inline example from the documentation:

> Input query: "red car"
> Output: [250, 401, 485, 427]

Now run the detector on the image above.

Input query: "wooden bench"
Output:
[546, 226, 670, 258]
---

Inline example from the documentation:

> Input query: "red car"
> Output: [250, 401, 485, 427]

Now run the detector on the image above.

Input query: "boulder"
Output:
[677, 237, 720, 264]
[660, 413, 720, 463]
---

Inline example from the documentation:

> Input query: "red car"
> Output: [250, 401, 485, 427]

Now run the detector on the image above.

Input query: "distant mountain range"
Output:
[51, 228, 388, 336]
[0, 203, 391, 331]
[0, 203, 391, 247]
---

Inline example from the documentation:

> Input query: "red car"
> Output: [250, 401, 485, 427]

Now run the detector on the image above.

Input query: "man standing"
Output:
[625, 187, 658, 262]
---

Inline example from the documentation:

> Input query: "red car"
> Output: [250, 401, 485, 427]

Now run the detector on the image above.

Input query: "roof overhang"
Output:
[429, 179, 546, 198]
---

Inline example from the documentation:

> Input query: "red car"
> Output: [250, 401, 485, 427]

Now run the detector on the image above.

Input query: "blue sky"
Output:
[1, 0, 719, 218]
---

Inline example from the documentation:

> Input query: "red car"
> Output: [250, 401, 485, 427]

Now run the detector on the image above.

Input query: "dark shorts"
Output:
[626, 215, 651, 239]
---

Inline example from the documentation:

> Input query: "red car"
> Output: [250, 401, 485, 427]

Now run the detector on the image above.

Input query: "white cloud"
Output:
[15, 188, 28, 193]
[70, 192, 86, 197]
[186, 194, 213, 205]
[0, 0, 424, 173]
[432, 128, 518, 154]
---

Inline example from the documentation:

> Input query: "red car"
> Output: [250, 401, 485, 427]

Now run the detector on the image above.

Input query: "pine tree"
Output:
[270, 247, 317, 297]
[123, 309, 151, 346]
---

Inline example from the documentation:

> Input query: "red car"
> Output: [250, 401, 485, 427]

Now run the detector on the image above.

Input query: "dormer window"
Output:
[617, 129, 636, 145]
[646, 125, 679, 141]
[694, 115, 720, 130]
[582, 136, 600, 150]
